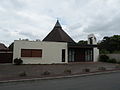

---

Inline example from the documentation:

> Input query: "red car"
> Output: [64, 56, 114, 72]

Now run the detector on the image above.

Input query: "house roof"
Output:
[0, 43, 7, 50]
[54, 20, 61, 27]
[43, 20, 75, 43]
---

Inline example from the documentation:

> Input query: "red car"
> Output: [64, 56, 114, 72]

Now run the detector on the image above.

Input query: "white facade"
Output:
[88, 34, 99, 62]
[13, 40, 68, 64]
[93, 48, 99, 62]
[13, 39, 99, 64]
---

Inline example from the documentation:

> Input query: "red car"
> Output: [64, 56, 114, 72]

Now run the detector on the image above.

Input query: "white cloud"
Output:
[0, 0, 120, 46]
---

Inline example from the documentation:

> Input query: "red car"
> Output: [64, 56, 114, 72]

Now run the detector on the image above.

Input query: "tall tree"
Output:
[77, 40, 87, 45]
[98, 35, 120, 53]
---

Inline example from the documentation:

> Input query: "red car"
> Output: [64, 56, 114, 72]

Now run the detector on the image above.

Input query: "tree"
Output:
[98, 35, 120, 53]
[77, 40, 87, 45]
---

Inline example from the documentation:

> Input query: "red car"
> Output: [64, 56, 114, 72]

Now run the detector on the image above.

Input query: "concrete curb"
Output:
[0, 69, 120, 84]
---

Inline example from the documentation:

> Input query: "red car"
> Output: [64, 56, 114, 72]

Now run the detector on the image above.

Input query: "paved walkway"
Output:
[0, 62, 119, 81]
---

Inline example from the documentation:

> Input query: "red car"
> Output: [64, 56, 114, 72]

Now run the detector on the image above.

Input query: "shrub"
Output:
[42, 71, 50, 75]
[64, 69, 72, 74]
[14, 58, 23, 65]
[99, 55, 109, 62]
[19, 71, 27, 77]
[117, 61, 120, 64]
[113, 51, 120, 54]
[98, 67, 106, 71]
[99, 55, 117, 63]
[100, 49, 110, 54]
[107, 59, 117, 63]
[82, 68, 90, 73]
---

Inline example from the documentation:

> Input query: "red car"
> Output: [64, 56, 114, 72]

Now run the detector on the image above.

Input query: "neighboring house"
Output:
[0, 43, 13, 63]
[13, 20, 99, 64]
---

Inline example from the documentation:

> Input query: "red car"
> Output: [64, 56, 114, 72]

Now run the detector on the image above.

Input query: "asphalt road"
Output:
[0, 72, 120, 90]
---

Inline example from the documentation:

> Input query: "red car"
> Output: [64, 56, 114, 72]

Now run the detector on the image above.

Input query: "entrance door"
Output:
[75, 49, 85, 62]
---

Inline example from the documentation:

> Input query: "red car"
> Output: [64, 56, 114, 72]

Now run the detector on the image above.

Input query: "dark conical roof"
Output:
[0, 43, 7, 50]
[55, 20, 61, 27]
[43, 20, 75, 43]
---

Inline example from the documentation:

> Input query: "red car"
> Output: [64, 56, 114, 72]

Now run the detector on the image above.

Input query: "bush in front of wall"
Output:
[99, 55, 109, 62]
[117, 61, 120, 64]
[107, 59, 117, 63]
[14, 58, 23, 65]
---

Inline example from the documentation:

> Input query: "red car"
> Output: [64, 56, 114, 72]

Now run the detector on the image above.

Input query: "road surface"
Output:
[0, 72, 120, 90]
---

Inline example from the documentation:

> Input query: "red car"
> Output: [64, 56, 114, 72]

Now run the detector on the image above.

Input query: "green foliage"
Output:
[117, 61, 120, 64]
[99, 55, 117, 63]
[98, 35, 120, 53]
[77, 40, 87, 45]
[100, 49, 110, 54]
[14, 58, 23, 65]
[99, 55, 109, 62]
[107, 59, 117, 63]
[113, 51, 120, 54]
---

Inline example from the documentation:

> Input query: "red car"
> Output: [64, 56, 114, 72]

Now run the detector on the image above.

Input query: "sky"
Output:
[0, 0, 120, 46]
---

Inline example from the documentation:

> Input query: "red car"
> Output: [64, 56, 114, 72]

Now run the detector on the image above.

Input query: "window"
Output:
[68, 49, 75, 62]
[85, 49, 93, 61]
[21, 49, 42, 57]
[62, 49, 65, 62]
[31, 50, 42, 57]
[21, 49, 31, 57]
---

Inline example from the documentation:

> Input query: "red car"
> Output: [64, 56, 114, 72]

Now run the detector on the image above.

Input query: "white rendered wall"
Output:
[93, 48, 99, 62]
[13, 40, 68, 64]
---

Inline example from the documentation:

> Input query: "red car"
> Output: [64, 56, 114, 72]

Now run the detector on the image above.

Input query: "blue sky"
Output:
[0, 0, 120, 46]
